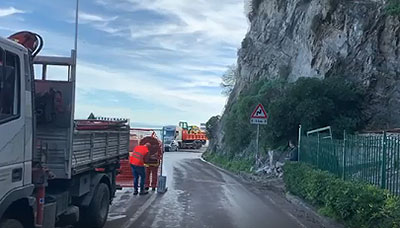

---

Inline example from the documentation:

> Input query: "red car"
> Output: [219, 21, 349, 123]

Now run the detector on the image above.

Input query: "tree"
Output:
[206, 115, 220, 141]
[221, 65, 238, 96]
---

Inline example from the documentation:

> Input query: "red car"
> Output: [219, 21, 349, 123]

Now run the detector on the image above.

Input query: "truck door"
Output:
[0, 46, 26, 201]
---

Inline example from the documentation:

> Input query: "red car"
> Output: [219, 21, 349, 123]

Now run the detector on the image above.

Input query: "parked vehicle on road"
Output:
[163, 122, 207, 151]
[0, 31, 129, 228]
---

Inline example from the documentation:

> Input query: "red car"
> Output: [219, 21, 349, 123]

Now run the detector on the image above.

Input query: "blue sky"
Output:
[0, 0, 248, 127]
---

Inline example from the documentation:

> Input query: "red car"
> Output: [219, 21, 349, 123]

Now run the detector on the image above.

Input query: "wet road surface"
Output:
[105, 150, 311, 228]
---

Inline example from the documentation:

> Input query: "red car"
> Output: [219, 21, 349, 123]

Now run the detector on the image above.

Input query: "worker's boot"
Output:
[145, 187, 149, 191]
[133, 188, 139, 195]
[139, 188, 149, 195]
[152, 187, 156, 191]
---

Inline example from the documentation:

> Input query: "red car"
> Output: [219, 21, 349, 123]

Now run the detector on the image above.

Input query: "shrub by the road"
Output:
[284, 162, 400, 228]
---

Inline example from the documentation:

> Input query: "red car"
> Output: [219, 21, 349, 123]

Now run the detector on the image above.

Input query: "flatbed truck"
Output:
[0, 32, 129, 228]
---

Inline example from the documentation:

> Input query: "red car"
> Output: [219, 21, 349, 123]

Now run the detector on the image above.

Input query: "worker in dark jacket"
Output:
[144, 143, 162, 191]
[130, 143, 150, 195]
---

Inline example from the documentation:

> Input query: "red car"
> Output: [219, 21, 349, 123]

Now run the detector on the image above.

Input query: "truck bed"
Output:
[72, 129, 129, 175]
[35, 126, 129, 179]
[182, 131, 208, 141]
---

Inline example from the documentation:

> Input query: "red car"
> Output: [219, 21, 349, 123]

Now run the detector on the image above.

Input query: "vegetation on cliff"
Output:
[387, 0, 400, 15]
[211, 77, 365, 155]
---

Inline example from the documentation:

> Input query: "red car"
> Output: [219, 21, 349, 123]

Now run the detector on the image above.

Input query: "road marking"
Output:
[122, 193, 158, 228]
[199, 157, 308, 228]
[107, 214, 127, 221]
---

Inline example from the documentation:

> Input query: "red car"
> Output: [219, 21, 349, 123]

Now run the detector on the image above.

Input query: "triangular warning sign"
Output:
[251, 104, 268, 119]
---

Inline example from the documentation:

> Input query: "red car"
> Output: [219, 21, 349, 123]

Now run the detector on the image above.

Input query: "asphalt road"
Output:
[104, 150, 314, 228]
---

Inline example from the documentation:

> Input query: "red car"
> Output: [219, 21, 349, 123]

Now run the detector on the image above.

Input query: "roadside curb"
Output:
[285, 193, 345, 228]
[199, 156, 245, 179]
[199, 156, 231, 172]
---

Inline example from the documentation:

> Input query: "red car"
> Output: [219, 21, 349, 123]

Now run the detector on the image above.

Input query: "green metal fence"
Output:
[299, 131, 400, 196]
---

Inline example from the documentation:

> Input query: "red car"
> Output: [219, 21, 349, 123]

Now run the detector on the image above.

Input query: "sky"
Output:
[0, 0, 248, 127]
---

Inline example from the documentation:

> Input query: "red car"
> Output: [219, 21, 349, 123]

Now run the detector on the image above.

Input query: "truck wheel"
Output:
[0, 219, 24, 228]
[78, 183, 110, 228]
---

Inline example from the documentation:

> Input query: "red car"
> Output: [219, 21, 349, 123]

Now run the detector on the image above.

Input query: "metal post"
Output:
[160, 127, 165, 176]
[42, 64, 47, 80]
[298, 125, 302, 161]
[317, 133, 320, 168]
[342, 130, 346, 180]
[256, 124, 260, 164]
[74, 0, 79, 53]
[381, 131, 387, 189]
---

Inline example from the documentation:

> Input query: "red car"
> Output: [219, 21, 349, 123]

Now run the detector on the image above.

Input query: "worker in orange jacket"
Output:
[130, 143, 150, 195]
[144, 144, 162, 191]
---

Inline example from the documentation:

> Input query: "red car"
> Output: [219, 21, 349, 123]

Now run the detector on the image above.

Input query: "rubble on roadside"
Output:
[253, 150, 290, 178]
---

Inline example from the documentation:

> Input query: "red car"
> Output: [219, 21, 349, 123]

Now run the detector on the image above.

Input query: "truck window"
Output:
[0, 49, 20, 123]
[164, 130, 175, 137]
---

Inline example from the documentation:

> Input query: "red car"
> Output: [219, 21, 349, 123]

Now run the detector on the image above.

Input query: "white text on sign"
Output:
[250, 118, 267, 125]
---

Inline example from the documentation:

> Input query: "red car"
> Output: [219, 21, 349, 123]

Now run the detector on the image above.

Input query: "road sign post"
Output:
[256, 124, 260, 163]
[250, 104, 268, 165]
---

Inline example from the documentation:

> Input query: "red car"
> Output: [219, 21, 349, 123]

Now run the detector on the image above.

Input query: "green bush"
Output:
[284, 162, 400, 228]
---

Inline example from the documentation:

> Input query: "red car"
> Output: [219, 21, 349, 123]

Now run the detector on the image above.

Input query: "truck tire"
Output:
[0, 219, 24, 228]
[78, 183, 110, 228]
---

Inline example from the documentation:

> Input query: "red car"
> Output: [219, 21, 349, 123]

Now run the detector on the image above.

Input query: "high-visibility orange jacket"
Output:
[129, 145, 149, 166]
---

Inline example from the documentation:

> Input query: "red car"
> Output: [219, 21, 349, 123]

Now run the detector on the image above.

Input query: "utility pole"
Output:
[74, 0, 80, 54]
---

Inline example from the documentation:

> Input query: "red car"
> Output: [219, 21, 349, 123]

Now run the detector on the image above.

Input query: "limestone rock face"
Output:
[234, 0, 400, 129]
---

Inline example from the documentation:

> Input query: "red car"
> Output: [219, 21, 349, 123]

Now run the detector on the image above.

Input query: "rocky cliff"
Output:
[230, 0, 400, 129]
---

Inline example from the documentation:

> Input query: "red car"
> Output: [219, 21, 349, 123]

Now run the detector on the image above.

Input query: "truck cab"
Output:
[0, 36, 35, 228]
[163, 125, 180, 152]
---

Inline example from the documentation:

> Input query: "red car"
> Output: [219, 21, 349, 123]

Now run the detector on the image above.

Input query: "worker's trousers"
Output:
[131, 165, 145, 190]
[145, 166, 159, 188]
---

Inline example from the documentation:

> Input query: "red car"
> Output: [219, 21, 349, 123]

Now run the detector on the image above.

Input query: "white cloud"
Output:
[66, 11, 123, 35]
[97, 0, 248, 46]
[74, 62, 225, 122]
[0, 7, 25, 17]
[79, 12, 118, 22]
